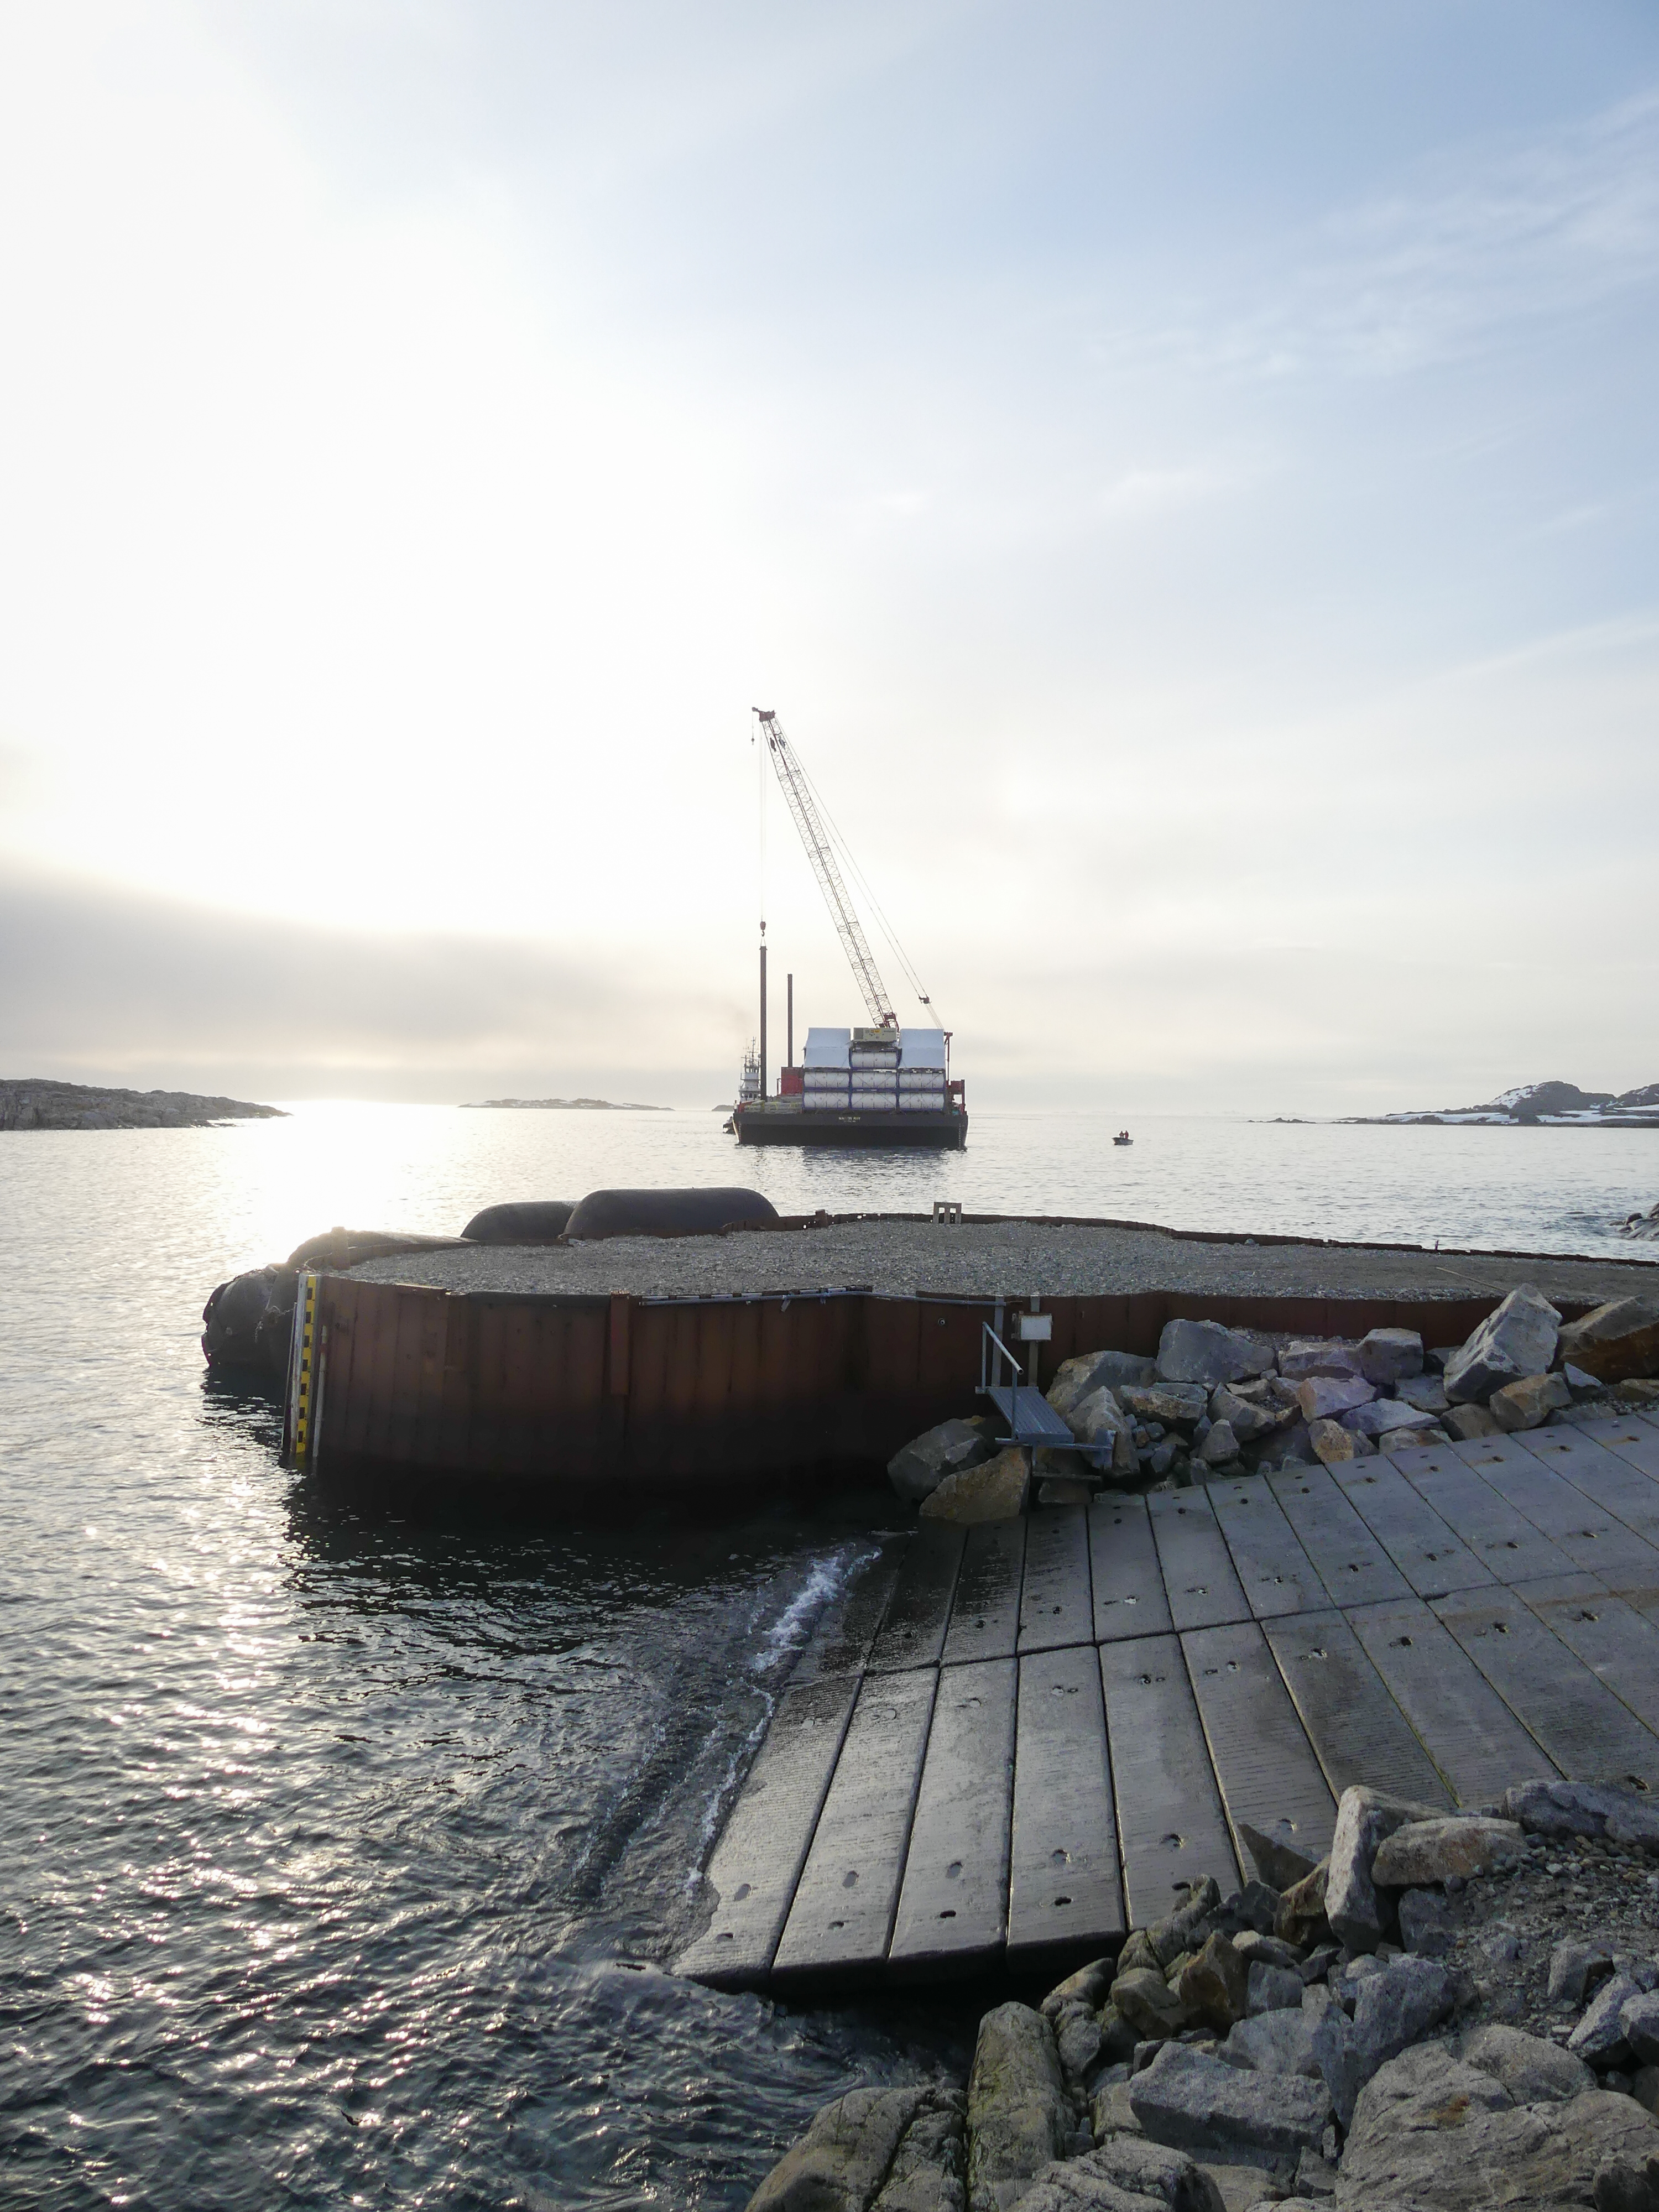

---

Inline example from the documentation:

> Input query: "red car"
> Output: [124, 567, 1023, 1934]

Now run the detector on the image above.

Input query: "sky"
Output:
[2, 1, 1657, 1112]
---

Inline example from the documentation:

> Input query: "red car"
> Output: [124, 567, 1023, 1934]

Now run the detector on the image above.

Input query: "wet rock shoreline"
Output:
[745, 1780, 1659, 2212]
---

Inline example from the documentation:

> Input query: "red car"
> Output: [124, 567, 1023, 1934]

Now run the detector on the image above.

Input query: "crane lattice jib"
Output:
[757, 711, 897, 1030]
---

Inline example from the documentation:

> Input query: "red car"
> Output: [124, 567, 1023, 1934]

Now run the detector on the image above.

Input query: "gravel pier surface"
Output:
[347, 1217, 1659, 1304]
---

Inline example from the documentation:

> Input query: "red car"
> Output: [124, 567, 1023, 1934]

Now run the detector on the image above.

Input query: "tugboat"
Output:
[730, 709, 968, 1151]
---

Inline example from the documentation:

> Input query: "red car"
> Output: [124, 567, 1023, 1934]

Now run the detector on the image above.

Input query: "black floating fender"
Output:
[562, 1187, 780, 1241]
[461, 1200, 576, 1244]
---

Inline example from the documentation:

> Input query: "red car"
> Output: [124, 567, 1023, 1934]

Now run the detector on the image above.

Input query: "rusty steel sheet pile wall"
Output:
[301, 1272, 1582, 1496]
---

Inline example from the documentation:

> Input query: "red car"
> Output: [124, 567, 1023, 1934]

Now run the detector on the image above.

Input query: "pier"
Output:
[676, 1409, 1659, 1996]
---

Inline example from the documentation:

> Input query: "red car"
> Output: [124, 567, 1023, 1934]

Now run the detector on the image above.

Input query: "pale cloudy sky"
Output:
[2, 2, 1656, 1109]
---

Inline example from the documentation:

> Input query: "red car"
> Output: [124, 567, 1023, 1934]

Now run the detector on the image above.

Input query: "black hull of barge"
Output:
[734, 1107, 967, 1149]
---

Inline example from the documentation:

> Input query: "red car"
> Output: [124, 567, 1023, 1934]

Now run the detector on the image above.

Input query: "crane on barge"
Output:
[732, 709, 965, 1149]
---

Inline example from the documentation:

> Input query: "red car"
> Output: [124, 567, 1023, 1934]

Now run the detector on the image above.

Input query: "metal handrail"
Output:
[980, 1321, 1024, 1394]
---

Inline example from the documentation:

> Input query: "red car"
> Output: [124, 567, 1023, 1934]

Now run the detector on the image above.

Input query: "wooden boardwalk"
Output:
[677, 1412, 1659, 1996]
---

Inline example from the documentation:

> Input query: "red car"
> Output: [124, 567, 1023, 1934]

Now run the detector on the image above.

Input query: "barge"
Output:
[733, 1024, 968, 1149]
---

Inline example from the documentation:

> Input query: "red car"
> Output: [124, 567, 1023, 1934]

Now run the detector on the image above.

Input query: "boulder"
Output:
[1564, 1364, 1608, 1400]
[1460, 2023, 1597, 2104]
[1048, 1350, 1161, 1420]
[1507, 1780, 1659, 1852]
[1218, 2008, 1322, 2079]
[1237, 1824, 1318, 1893]
[1232, 1932, 1302, 1974]
[1156, 1321, 1276, 1389]
[1280, 1342, 1364, 1382]
[1358, 1328, 1425, 1386]
[1069, 1386, 1141, 1477]
[1041, 1960, 1118, 2021]
[1199, 1423, 1240, 1468]
[1275, 1863, 1331, 1950]
[1371, 1817, 1525, 1886]
[1008, 2136, 1224, 2212]
[1113, 1969, 1194, 2041]
[748, 2083, 941, 2211]
[1127, 2042, 1332, 2168]
[1340, 1400, 1438, 1439]
[890, 1417, 1000, 1504]
[1444, 1285, 1563, 1404]
[1308, 1419, 1375, 1467]
[1623, 1995, 1659, 2069]
[1551, 1942, 1616, 2007]
[1397, 1888, 1455, 1957]
[967, 2004, 1074, 2212]
[875, 2090, 969, 2212]
[1297, 1376, 1376, 1424]
[1122, 1384, 1212, 1431]
[921, 1449, 1030, 1525]
[1444, 1402, 1502, 1441]
[1397, 1373, 1452, 1413]
[1326, 1786, 1446, 1954]
[1180, 1934, 1251, 2034]
[1054, 2007, 1107, 2086]
[1556, 1300, 1659, 1387]
[1209, 1387, 1284, 1444]
[1490, 1373, 1574, 1432]
[1338, 2041, 1659, 2211]
[1149, 1880, 1224, 1969]
[1312, 1955, 1454, 2127]
[1246, 1964, 1304, 2016]
[1571, 1975, 1642, 2069]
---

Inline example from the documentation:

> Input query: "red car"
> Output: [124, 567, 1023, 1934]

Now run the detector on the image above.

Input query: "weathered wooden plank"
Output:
[676, 1673, 860, 1988]
[1147, 1489, 1250, 1632]
[867, 1522, 968, 1675]
[1009, 1643, 1124, 1970]
[1019, 1505, 1094, 1654]
[1347, 1595, 1551, 1806]
[1391, 1443, 1576, 1583]
[1452, 1436, 1659, 1584]
[1261, 1610, 1451, 1809]
[1182, 1620, 1338, 1867]
[1268, 1467, 1413, 1608]
[1100, 1634, 1241, 1927]
[1328, 1460, 1494, 1598]
[1090, 1493, 1173, 1643]
[1512, 1573, 1659, 1740]
[1515, 1427, 1659, 1548]
[1431, 1585, 1659, 1790]
[771, 1667, 938, 1986]
[792, 1542, 906, 1683]
[941, 1519, 1028, 1667]
[889, 1657, 1018, 1974]
[1208, 1476, 1327, 1619]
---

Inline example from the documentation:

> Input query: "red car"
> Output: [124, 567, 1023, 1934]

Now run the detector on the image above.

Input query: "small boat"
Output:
[1113, 1130, 1133, 1146]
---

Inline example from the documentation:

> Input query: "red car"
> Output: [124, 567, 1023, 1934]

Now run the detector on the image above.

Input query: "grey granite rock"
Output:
[1509, 1780, 1659, 1853]
[889, 1417, 999, 1503]
[1128, 2042, 1331, 2168]
[1357, 1328, 1426, 1386]
[1010, 2132, 1224, 2212]
[1326, 1786, 1443, 1954]
[969, 2004, 1075, 2212]
[1338, 2042, 1659, 2211]
[1397, 1888, 1455, 1958]
[1571, 1976, 1642, 2070]
[1551, 1941, 1617, 2007]
[1237, 1825, 1318, 1893]
[749, 2084, 943, 2212]
[1461, 2023, 1597, 2104]
[1312, 1957, 1454, 2128]
[1246, 1964, 1304, 2016]
[1042, 1959, 1119, 2022]
[1444, 1284, 1562, 1405]
[1218, 2010, 1322, 2078]
[1623, 1994, 1659, 2069]
[1157, 1321, 1276, 1389]
[876, 2091, 970, 2212]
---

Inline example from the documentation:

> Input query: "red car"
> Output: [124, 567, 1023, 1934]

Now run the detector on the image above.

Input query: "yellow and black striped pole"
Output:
[290, 1270, 319, 1469]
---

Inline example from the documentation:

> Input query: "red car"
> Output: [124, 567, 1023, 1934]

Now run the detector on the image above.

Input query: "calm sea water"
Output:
[3, 1105, 1655, 2209]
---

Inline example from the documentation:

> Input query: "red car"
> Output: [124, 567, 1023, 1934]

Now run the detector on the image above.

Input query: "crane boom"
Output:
[754, 708, 897, 1030]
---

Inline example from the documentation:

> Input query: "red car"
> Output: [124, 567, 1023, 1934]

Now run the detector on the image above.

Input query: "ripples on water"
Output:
[2, 1105, 1653, 2206]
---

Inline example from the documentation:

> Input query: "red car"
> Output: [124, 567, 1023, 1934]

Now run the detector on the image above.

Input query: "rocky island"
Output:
[1, 1078, 285, 1130]
[1352, 1080, 1659, 1128]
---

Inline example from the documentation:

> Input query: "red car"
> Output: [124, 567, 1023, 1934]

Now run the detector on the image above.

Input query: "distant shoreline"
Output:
[460, 1097, 670, 1112]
